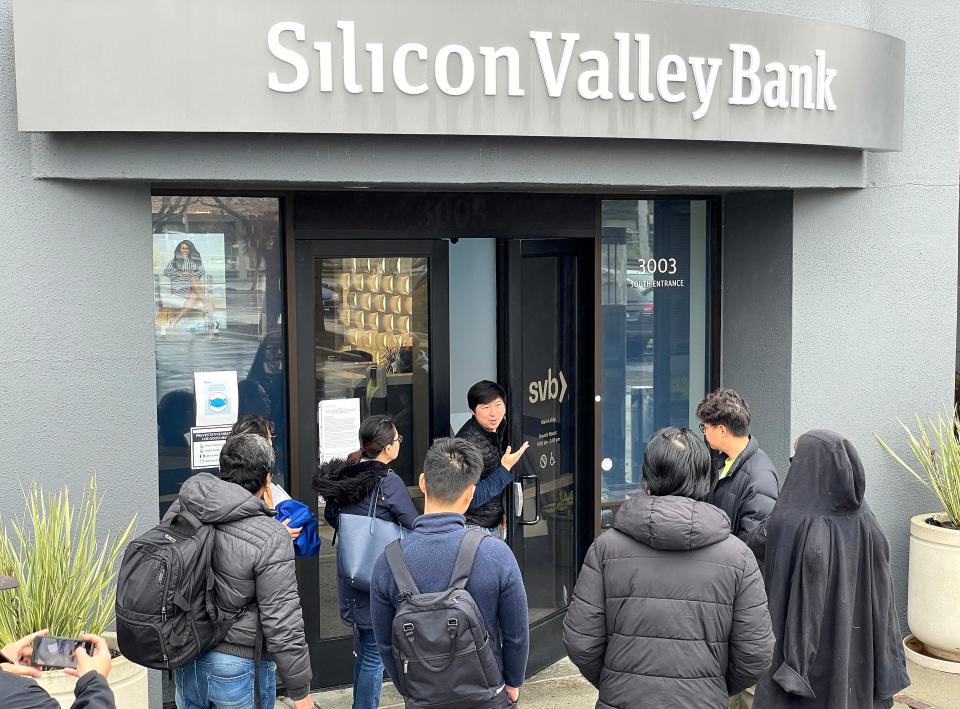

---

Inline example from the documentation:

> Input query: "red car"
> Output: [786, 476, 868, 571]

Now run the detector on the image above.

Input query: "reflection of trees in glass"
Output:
[601, 200, 654, 263]
[151, 196, 282, 334]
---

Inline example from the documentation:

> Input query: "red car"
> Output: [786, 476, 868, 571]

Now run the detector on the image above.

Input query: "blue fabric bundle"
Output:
[275, 499, 321, 557]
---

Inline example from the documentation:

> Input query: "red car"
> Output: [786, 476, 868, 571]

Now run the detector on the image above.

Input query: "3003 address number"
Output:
[635, 258, 677, 275]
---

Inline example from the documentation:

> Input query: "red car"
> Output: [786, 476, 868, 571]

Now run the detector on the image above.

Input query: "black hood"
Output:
[757, 429, 909, 705]
[613, 494, 730, 551]
[313, 458, 389, 506]
[779, 429, 865, 514]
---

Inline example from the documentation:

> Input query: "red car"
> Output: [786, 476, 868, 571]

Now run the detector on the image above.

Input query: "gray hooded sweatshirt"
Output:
[165, 473, 313, 700]
[562, 494, 774, 709]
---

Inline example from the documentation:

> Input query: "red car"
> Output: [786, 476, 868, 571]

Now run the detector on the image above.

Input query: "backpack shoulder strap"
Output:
[384, 539, 420, 597]
[448, 527, 486, 591]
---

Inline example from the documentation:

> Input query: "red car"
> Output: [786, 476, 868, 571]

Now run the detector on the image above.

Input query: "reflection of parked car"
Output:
[320, 284, 339, 314]
[625, 282, 653, 355]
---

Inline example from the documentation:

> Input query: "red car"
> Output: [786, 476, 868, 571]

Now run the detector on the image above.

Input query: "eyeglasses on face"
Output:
[698, 423, 707, 433]
[392, 434, 403, 445]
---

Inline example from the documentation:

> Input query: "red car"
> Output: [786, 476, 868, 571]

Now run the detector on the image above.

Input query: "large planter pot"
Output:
[908, 513, 960, 662]
[33, 632, 149, 709]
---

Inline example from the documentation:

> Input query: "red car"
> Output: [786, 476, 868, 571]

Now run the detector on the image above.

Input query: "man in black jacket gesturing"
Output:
[455, 380, 528, 539]
[696, 389, 779, 559]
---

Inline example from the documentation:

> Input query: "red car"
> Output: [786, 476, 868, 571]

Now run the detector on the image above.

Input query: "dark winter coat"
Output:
[753, 430, 909, 709]
[563, 494, 775, 709]
[313, 458, 418, 629]
[164, 473, 312, 701]
[709, 436, 779, 550]
[456, 416, 507, 528]
[0, 669, 114, 709]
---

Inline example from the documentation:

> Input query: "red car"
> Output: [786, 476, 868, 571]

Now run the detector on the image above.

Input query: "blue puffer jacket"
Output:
[313, 458, 418, 628]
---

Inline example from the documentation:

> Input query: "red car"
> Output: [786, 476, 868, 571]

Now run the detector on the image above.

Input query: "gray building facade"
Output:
[1, 0, 957, 704]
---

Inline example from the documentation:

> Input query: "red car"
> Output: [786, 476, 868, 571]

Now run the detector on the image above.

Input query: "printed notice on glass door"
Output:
[318, 398, 361, 462]
[190, 425, 233, 469]
[194, 370, 239, 426]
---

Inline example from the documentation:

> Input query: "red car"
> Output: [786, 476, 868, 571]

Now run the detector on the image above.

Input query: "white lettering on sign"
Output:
[266, 22, 839, 119]
[529, 368, 568, 404]
[729, 43, 835, 110]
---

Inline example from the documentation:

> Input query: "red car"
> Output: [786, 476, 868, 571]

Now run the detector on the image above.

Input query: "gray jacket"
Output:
[562, 494, 774, 709]
[166, 474, 312, 700]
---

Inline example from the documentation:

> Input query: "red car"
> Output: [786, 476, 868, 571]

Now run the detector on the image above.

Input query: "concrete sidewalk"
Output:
[297, 657, 960, 709]
[296, 659, 596, 708]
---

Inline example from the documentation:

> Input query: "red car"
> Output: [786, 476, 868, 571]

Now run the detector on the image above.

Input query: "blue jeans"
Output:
[175, 650, 277, 709]
[352, 627, 383, 709]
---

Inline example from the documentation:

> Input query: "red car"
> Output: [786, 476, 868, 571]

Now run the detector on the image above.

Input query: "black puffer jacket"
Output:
[165, 474, 312, 700]
[0, 668, 115, 709]
[455, 417, 507, 528]
[710, 436, 779, 550]
[563, 494, 774, 709]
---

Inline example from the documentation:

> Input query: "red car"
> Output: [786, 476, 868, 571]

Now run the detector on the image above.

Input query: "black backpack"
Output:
[385, 527, 507, 709]
[115, 508, 241, 669]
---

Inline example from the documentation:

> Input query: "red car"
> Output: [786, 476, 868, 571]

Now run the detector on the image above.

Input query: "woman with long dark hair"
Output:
[313, 415, 418, 709]
[163, 239, 213, 326]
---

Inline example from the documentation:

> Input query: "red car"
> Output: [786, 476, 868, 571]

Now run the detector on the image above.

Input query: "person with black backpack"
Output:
[118, 434, 313, 709]
[370, 437, 529, 709]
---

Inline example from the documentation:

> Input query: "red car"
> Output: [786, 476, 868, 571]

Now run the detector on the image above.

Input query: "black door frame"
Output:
[498, 237, 596, 676]
[292, 237, 450, 689]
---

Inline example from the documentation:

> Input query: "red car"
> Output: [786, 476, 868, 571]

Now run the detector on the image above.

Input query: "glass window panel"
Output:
[600, 200, 711, 507]
[519, 254, 578, 623]
[152, 196, 286, 520]
[312, 254, 431, 641]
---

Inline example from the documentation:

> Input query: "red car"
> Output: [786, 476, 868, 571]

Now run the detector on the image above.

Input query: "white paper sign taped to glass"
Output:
[190, 425, 233, 470]
[194, 370, 239, 426]
[318, 397, 361, 462]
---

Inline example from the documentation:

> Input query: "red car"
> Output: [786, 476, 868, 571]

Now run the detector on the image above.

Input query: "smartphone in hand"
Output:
[31, 636, 93, 670]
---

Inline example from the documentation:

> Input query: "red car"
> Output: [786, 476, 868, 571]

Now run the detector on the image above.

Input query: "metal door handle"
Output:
[512, 481, 524, 518]
[518, 474, 541, 525]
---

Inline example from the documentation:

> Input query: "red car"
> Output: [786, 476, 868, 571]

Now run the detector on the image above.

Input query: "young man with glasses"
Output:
[697, 390, 779, 709]
[696, 389, 779, 558]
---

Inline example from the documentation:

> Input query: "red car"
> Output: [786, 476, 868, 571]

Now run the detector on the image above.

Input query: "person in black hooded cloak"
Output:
[753, 430, 910, 709]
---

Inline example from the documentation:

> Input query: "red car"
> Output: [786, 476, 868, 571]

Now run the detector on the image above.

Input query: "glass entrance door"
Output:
[293, 239, 449, 690]
[503, 238, 594, 675]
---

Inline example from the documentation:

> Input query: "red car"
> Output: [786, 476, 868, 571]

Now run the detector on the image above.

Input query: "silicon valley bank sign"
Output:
[12, 0, 905, 150]
[269, 21, 839, 121]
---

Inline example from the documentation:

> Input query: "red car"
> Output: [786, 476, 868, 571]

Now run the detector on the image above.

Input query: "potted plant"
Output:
[0, 478, 146, 706]
[876, 410, 960, 663]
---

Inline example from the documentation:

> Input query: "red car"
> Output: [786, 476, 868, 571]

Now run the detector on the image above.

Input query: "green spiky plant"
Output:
[876, 409, 960, 529]
[0, 477, 136, 646]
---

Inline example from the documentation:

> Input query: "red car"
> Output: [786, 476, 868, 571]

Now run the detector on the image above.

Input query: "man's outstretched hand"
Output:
[501, 442, 530, 471]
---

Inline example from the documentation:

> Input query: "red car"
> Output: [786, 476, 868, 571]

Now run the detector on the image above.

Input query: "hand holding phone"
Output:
[67, 634, 112, 679]
[0, 629, 47, 677]
[31, 636, 93, 670]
